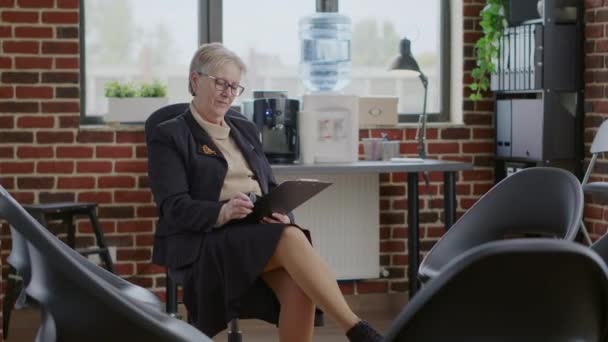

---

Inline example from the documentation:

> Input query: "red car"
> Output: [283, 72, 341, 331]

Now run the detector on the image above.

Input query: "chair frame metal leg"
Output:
[227, 318, 242, 342]
[2, 266, 20, 340]
[580, 220, 593, 246]
[165, 271, 182, 319]
[87, 209, 115, 273]
[580, 153, 597, 246]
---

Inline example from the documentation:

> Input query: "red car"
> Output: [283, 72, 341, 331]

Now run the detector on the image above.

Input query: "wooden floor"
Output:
[5, 293, 406, 341]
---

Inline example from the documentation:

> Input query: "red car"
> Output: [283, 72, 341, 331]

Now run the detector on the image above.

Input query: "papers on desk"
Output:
[390, 157, 424, 163]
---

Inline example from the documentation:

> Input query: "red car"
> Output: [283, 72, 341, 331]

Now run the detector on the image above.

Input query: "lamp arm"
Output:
[418, 72, 429, 88]
[417, 72, 429, 160]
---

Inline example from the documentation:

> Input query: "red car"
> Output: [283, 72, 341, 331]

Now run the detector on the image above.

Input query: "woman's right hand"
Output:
[219, 192, 254, 223]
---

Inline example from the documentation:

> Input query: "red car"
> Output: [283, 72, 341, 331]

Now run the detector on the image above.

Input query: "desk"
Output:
[272, 160, 472, 297]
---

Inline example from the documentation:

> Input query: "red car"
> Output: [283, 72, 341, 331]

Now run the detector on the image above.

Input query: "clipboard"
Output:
[248, 179, 332, 221]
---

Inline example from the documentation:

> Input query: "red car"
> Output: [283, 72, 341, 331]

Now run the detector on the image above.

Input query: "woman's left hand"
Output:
[261, 213, 291, 224]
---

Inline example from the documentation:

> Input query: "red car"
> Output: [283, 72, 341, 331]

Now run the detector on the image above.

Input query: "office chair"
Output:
[145, 103, 244, 341]
[592, 232, 608, 267]
[0, 185, 211, 341]
[418, 167, 583, 284]
[3, 201, 117, 339]
[580, 119, 608, 245]
[385, 239, 608, 342]
[2, 225, 31, 340]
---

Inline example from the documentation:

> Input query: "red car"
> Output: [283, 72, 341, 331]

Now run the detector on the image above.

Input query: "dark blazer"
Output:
[147, 108, 280, 269]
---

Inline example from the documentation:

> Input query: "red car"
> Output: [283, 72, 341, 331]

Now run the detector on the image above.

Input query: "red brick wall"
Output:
[6, 0, 603, 337]
[0, 0, 164, 338]
[0, 1, 494, 334]
[583, 0, 608, 238]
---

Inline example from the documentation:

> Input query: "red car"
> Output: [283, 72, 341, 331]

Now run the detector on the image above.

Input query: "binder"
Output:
[508, 27, 516, 90]
[516, 25, 524, 90]
[491, 23, 542, 91]
[496, 100, 512, 157]
[533, 24, 543, 89]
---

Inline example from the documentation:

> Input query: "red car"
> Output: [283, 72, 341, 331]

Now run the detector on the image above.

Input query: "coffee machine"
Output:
[253, 97, 300, 164]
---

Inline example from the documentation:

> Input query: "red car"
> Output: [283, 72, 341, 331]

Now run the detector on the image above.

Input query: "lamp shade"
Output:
[389, 37, 422, 73]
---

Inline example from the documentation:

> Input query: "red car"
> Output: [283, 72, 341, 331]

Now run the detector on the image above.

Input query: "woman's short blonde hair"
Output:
[188, 42, 247, 95]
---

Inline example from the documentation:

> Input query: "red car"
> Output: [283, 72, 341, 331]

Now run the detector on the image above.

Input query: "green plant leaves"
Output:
[469, 0, 507, 101]
[104, 80, 167, 98]
[104, 81, 136, 98]
[138, 80, 168, 97]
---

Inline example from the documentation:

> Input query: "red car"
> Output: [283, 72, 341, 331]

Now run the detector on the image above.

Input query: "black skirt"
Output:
[181, 221, 320, 338]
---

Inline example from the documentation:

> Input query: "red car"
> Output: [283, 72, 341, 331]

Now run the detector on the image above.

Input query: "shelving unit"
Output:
[492, 0, 584, 182]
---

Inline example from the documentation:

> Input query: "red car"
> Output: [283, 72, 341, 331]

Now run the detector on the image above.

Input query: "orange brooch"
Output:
[201, 145, 216, 155]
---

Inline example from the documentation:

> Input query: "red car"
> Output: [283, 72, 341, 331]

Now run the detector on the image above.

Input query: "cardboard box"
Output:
[358, 96, 398, 127]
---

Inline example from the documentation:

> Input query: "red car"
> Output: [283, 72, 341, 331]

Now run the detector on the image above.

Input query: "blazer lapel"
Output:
[225, 116, 268, 193]
[183, 110, 225, 160]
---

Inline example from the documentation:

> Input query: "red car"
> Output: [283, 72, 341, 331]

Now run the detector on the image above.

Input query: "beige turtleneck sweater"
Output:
[190, 103, 262, 225]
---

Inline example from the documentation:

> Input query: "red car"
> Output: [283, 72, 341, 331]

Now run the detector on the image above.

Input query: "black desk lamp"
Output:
[389, 37, 429, 160]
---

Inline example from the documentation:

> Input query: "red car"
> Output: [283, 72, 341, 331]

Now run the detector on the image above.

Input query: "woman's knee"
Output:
[265, 227, 311, 272]
[280, 226, 309, 246]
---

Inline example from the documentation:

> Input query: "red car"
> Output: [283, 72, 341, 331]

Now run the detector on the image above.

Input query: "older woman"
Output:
[148, 43, 382, 342]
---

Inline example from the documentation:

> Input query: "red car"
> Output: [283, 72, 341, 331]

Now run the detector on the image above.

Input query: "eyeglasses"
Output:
[197, 72, 245, 97]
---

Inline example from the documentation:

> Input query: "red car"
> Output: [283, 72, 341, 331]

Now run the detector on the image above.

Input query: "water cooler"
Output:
[298, 0, 358, 164]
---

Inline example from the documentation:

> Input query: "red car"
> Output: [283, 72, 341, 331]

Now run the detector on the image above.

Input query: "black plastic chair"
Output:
[418, 167, 583, 284]
[145, 103, 244, 341]
[385, 239, 608, 342]
[4, 202, 117, 339]
[2, 226, 31, 340]
[580, 119, 608, 245]
[0, 185, 211, 341]
[592, 232, 608, 266]
[144, 103, 190, 319]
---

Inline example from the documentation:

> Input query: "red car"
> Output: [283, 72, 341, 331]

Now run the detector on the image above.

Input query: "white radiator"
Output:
[277, 173, 380, 280]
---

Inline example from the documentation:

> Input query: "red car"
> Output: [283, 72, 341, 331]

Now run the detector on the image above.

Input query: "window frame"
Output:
[79, 0, 207, 124]
[80, 0, 450, 124]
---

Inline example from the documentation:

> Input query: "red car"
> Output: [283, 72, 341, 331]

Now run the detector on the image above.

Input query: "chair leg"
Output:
[580, 220, 593, 246]
[2, 266, 19, 340]
[35, 307, 57, 342]
[166, 271, 181, 319]
[87, 209, 115, 273]
[227, 319, 242, 342]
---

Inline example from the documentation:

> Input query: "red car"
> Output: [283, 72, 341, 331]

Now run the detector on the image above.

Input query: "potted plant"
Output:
[104, 80, 169, 123]
[469, 0, 508, 101]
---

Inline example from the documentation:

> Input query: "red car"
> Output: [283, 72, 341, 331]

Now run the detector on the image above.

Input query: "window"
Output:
[81, 0, 450, 123]
[210, 0, 450, 122]
[80, 0, 199, 124]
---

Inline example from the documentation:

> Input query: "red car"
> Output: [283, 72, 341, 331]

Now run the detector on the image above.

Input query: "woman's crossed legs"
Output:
[262, 226, 361, 342]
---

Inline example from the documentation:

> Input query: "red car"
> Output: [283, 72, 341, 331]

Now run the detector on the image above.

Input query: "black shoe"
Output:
[314, 308, 325, 327]
[346, 320, 383, 342]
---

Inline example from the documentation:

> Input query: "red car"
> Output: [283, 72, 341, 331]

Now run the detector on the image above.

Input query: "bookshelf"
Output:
[492, 0, 584, 182]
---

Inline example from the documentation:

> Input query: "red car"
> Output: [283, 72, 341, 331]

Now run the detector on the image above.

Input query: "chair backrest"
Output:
[582, 119, 608, 186]
[419, 167, 583, 283]
[385, 239, 608, 342]
[591, 120, 608, 155]
[0, 185, 211, 342]
[144, 102, 189, 143]
[144, 102, 249, 143]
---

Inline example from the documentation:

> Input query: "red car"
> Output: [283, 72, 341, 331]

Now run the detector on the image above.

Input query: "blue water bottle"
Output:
[299, 0, 352, 92]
